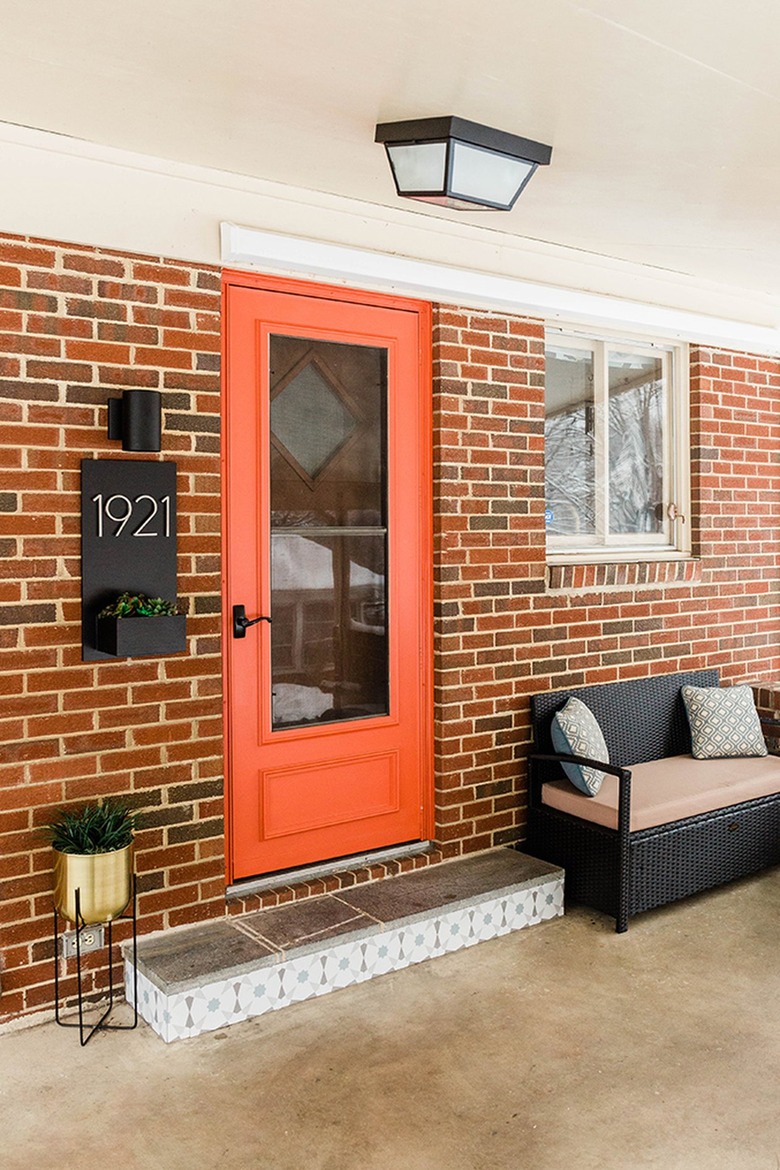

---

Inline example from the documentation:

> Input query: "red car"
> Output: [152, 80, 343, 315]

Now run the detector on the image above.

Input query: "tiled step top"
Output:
[131, 849, 563, 996]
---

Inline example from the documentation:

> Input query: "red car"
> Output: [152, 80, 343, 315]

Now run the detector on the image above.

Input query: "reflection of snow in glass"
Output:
[271, 534, 382, 591]
[270, 534, 388, 728]
[271, 683, 332, 723]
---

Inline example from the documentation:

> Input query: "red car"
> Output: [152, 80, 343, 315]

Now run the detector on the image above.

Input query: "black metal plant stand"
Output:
[53, 875, 138, 1046]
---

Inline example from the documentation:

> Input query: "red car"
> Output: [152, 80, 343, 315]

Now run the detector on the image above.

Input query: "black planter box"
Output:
[96, 614, 187, 658]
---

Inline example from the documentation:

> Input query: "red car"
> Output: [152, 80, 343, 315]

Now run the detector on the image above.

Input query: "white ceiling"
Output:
[2, 0, 780, 305]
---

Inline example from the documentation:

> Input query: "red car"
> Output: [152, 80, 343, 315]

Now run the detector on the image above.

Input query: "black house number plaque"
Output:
[81, 459, 178, 661]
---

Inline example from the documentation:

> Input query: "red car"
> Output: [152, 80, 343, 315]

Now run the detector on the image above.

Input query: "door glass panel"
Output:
[269, 336, 388, 730]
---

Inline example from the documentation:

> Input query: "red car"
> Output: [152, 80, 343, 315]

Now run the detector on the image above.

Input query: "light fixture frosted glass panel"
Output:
[450, 141, 535, 209]
[386, 141, 447, 193]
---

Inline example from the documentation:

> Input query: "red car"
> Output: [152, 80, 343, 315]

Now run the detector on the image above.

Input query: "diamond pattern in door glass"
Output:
[271, 362, 357, 478]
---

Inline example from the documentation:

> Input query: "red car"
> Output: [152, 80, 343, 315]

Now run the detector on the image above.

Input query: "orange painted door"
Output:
[224, 276, 432, 881]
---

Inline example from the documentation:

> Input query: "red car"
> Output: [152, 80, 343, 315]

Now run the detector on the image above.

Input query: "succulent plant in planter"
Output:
[96, 591, 187, 658]
[98, 592, 186, 619]
[44, 800, 139, 925]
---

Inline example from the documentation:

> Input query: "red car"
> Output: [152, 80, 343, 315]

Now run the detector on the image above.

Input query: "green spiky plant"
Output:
[98, 592, 185, 619]
[43, 799, 139, 855]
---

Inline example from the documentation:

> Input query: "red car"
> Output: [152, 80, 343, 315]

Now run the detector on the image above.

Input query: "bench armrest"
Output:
[529, 751, 629, 781]
[528, 751, 633, 840]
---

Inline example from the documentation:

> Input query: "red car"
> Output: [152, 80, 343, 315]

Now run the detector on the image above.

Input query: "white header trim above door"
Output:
[222, 223, 780, 356]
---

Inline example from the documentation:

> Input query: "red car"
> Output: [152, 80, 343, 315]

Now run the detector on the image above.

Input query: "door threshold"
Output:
[226, 841, 434, 900]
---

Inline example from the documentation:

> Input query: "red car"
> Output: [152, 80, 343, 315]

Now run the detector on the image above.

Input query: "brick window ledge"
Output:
[547, 558, 702, 591]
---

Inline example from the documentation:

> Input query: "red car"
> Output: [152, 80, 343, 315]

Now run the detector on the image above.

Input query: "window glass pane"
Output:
[608, 352, 664, 535]
[544, 345, 595, 536]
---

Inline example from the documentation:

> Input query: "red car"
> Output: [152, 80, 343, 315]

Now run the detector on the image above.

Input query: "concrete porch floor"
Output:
[3, 867, 780, 1170]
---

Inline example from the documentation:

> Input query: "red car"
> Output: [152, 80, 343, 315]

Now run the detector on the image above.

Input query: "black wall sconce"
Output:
[107, 390, 162, 452]
[375, 116, 552, 211]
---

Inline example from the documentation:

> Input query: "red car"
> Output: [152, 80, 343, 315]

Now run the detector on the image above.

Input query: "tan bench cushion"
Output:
[541, 754, 780, 832]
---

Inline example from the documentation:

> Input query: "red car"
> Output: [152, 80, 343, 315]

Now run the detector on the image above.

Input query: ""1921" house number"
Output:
[91, 492, 172, 538]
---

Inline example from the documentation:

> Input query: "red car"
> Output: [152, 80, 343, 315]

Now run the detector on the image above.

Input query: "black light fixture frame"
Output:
[375, 116, 552, 211]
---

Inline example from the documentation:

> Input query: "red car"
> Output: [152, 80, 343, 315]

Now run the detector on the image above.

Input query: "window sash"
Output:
[544, 330, 689, 558]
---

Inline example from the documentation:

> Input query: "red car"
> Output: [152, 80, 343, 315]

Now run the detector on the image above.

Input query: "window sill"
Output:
[547, 557, 701, 592]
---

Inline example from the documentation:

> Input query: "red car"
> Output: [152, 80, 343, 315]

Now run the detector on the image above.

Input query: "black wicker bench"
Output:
[526, 669, 780, 932]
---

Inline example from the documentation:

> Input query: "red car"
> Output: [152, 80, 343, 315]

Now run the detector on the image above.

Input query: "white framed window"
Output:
[544, 328, 690, 560]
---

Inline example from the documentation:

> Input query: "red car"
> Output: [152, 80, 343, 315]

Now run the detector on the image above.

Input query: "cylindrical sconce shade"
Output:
[107, 390, 162, 452]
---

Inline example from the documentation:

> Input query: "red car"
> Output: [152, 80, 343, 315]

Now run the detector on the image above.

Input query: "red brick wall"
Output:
[432, 308, 547, 857]
[3, 244, 780, 1026]
[0, 234, 224, 1022]
[431, 307, 780, 855]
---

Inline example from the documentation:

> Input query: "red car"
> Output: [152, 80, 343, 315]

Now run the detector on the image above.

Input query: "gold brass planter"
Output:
[53, 843, 134, 925]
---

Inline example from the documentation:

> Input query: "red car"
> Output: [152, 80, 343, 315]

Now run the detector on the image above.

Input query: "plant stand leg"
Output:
[53, 875, 138, 1046]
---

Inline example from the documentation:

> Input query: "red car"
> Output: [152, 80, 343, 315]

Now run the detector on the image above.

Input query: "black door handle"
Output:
[232, 604, 272, 638]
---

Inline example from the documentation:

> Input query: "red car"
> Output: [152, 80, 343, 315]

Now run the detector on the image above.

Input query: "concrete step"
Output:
[124, 849, 564, 1042]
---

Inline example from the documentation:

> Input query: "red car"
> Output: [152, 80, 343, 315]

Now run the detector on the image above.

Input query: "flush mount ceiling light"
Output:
[375, 116, 552, 211]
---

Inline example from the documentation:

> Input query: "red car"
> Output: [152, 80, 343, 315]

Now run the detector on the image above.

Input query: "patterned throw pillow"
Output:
[550, 696, 609, 796]
[681, 685, 767, 759]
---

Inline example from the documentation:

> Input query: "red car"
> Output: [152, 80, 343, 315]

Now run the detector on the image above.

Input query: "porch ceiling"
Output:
[2, 0, 780, 308]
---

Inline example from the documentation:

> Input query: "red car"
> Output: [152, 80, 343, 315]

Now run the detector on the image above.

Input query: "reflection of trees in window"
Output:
[545, 405, 595, 536]
[544, 344, 595, 537]
[545, 339, 671, 546]
[608, 371, 663, 535]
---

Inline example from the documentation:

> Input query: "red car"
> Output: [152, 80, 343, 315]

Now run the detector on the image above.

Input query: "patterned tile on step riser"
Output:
[162, 948, 364, 1042]
[132, 878, 565, 1042]
[468, 895, 532, 942]
[159, 925, 434, 1042]
[534, 878, 565, 920]
[126, 962, 168, 1040]
[428, 890, 538, 951]
[187, 966, 295, 1038]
